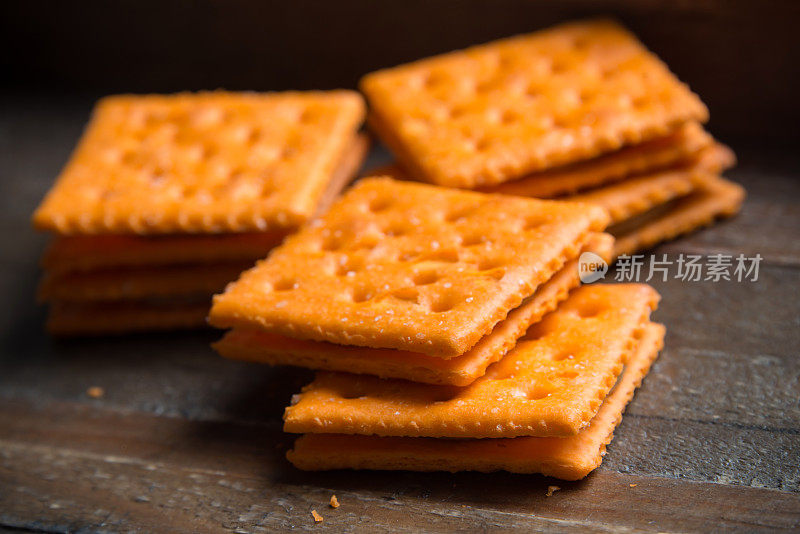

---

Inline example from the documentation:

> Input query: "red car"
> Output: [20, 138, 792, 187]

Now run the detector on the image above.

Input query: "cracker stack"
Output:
[210, 178, 666, 479]
[32, 91, 367, 334]
[360, 19, 745, 258]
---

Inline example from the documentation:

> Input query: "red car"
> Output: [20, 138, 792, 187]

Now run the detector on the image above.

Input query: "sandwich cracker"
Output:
[612, 175, 745, 257]
[210, 178, 609, 356]
[287, 322, 665, 480]
[39, 262, 253, 302]
[214, 233, 613, 386]
[283, 284, 659, 438]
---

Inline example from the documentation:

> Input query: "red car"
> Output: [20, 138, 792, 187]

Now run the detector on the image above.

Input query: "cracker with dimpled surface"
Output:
[33, 91, 365, 235]
[361, 19, 707, 188]
[283, 284, 658, 438]
[287, 322, 664, 480]
[209, 177, 609, 357]
[213, 233, 613, 386]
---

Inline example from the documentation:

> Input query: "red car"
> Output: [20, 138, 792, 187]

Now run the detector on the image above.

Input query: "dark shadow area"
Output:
[1, 0, 799, 148]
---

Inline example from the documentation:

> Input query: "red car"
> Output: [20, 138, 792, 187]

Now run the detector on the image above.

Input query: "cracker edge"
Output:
[612, 176, 745, 258]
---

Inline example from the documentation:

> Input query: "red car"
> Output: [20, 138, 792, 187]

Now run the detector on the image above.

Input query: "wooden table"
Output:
[1, 97, 798, 532]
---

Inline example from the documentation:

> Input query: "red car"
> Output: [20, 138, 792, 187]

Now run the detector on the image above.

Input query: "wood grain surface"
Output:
[0, 98, 798, 532]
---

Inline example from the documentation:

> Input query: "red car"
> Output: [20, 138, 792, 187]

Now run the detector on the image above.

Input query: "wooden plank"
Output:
[1, 399, 798, 533]
[606, 414, 800, 491]
[647, 262, 800, 359]
[1, 97, 799, 530]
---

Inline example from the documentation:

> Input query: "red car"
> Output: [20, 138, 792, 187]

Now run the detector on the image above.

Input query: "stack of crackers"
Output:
[210, 178, 665, 479]
[32, 91, 367, 334]
[29, 18, 733, 480]
[361, 19, 745, 258]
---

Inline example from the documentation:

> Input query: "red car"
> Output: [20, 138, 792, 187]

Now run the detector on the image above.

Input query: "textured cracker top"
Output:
[33, 91, 365, 235]
[361, 19, 708, 188]
[209, 177, 609, 356]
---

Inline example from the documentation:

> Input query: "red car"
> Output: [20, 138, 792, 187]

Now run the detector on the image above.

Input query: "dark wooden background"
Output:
[1, 0, 799, 147]
[1, 1, 799, 532]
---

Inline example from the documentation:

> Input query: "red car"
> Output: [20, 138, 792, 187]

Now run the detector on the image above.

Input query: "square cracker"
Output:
[213, 233, 613, 386]
[611, 175, 745, 258]
[287, 322, 665, 480]
[361, 19, 708, 188]
[209, 177, 610, 357]
[283, 283, 659, 438]
[33, 91, 365, 235]
[47, 300, 209, 335]
[38, 261, 253, 302]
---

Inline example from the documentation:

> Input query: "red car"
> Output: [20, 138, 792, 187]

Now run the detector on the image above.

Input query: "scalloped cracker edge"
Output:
[612, 175, 745, 258]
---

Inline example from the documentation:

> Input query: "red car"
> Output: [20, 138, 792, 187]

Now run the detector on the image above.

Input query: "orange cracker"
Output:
[209, 177, 610, 357]
[570, 169, 699, 224]
[612, 175, 746, 258]
[213, 233, 614, 386]
[47, 300, 209, 336]
[41, 134, 370, 276]
[287, 322, 665, 480]
[502, 142, 737, 225]
[33, 91, 365, 235]
[42, 231, 286, 276]
[481, 122, 712, 197]
[360, 19, 708, 188]
[283, 284, 659, 438]
[38, 261, 253, 302]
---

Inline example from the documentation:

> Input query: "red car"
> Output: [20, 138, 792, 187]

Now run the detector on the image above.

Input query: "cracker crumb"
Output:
[629, 483, 638, 487]
[86, 386, 104, 399]
[546, 485, 560, 497]
[311, 509, 323, 523]
[330, 495, 339, 508]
